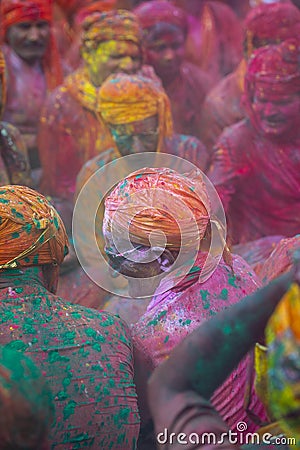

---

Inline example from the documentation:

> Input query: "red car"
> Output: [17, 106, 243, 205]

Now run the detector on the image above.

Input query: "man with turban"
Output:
[1, 0, 63, 178]
[208, 39, 300, 245]
[148, 266, 298, 449]
[0, 185, 140, 448]
[134, 1, 212, 141]
[76, 72, 208, 191]
[54, 0, 119, 72]
[38, 10, 158, 223]
[200, 2, 300, 153]
[71, 72, 208, 314]
[0, 48, 32, 187]
[102, 167, 267, 446]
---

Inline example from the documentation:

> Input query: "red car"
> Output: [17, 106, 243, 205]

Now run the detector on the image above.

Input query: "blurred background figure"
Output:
[134, 0, 212, 141]
[208, 40, 300, 245]
[0, 346, 54, 450]
[199, 1, 300, 153]
[0, 0, 63, 182]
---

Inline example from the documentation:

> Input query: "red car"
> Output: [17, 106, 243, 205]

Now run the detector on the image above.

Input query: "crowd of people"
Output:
[0, 0, 300, 449]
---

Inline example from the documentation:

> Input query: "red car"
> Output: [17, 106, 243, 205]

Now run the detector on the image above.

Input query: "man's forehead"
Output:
[98, 39, 140, 53]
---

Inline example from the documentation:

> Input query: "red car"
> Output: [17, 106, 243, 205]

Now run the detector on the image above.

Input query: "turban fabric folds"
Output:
[99, 73, 173, 153]
[0, 185, 68, 269]
[245, 2, 300, 57]
[1, 0, 52, 34]
[82, 10, 142, 51]
[265, 283, 300, 441]
[74, 1, 117, 26]
[104, 167, 210, 252]
[134, 0, 188, 36]
[1, 0, 63, 90]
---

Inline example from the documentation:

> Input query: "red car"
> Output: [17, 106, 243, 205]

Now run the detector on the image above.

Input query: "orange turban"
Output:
[104, 167, 210, 251]
[0, 185, 68, 269]
[1, 0, 63, 91]
[99, 73, 173, 152]
[1, 0, 52, 35]
[82, 9, 142, 50]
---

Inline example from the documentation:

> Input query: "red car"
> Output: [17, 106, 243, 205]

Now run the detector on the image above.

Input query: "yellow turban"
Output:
[99, 73, 173, 153]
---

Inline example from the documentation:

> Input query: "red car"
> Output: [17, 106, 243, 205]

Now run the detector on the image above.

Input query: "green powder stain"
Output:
[14, 287, 23, 294]
[182, 319, 192, 326]
[220, 288, 228, 300]
[63, 377, 71, 389]
[56, 391, 68, 401]
[200, 290, 210, 310]
[228, 275, 238, 287]
[48, 351, 70, 363]
[11, 208, 24, 219]
[6, 340, 27, 351]
[11, 232, 20, 239]
[71, 312, 82, 319]
[164, 335, 169, 344]
[92, 343, 102, 352]
[0, 199, 9, 204]
[23, 223, 32, 234]
[63, 400, 77, 420]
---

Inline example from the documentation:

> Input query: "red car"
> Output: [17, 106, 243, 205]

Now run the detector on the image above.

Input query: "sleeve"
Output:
[152, 390, 240, 450]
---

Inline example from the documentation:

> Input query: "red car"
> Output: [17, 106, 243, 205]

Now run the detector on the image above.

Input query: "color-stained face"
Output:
[144, 23, 185, 83]
[252, 87, 300, 138]
[6, 20, 50, 64]
[109, 115, 159, 156]
[84, 40, 142, 87]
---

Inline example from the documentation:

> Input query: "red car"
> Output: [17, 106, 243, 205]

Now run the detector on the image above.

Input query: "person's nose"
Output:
[27, 25, 40, 41]
[163, 47, 175, 62]
[263, 101, 277, 116]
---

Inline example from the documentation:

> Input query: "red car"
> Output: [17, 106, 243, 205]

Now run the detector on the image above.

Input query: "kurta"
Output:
[132, 253, 267, 432]
[165, 61, 212, 141]
[208, 119, 300, 245]
[0, 276, 140, 449]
